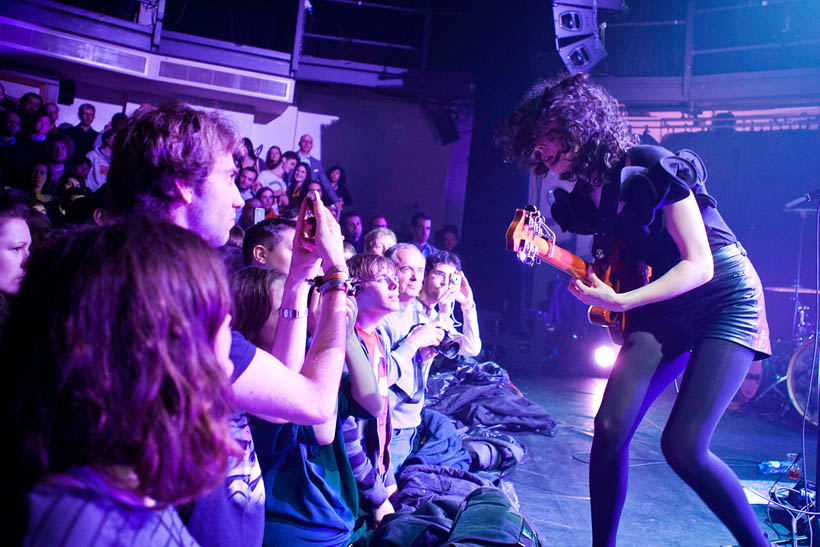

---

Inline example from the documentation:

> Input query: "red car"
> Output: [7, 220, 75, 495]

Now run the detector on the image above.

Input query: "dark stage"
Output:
[498, 358, 817, 546]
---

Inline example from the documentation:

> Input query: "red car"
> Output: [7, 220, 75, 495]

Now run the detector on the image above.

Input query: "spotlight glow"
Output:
[593, 345, 617, 368]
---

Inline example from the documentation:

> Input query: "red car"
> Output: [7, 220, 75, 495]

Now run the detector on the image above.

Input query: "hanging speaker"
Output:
[57, 78, 75, 105]
[556, 34, 607, 74]
[553, 5, 597, 39]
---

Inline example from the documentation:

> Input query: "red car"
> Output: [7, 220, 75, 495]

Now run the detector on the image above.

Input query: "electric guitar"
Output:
[505, 205, 651, 344]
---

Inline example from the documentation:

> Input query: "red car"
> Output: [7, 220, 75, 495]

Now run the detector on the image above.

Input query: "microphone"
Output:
[785, 187, 820, 209]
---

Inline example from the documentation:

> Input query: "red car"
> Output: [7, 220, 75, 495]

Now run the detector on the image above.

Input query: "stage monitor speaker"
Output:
[429, 108, 459, 145]
[58, 78, 75, 105]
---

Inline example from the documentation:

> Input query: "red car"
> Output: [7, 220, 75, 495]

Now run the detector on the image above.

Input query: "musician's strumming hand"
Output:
[568, 272, 627, 312]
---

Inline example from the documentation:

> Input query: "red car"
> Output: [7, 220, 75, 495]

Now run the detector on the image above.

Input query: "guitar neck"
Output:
[533, 237, 589, 279]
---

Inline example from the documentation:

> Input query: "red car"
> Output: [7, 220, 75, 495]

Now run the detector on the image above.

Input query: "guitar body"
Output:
[506, 207, 651, 345]
[587, 239, 652, 344]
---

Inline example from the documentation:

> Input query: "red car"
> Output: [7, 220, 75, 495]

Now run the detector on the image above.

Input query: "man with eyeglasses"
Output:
[380, 245, 482, 473]
[416, 250, 481, 359]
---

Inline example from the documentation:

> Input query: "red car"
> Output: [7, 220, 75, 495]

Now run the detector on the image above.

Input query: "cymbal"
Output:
[765, 286, 817, 294]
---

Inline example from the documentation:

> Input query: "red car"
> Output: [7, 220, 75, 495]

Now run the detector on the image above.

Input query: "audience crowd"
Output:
[0, 88, 548, 547]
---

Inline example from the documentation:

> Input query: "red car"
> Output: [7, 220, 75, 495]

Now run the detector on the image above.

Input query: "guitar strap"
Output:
[591, 170, 621, 263]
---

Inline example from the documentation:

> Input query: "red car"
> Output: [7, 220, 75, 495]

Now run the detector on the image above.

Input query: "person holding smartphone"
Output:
[107, 103, 351, 547]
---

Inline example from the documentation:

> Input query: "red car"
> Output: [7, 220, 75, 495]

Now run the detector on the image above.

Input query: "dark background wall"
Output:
[663, 129, 820, 343]
[297, 84, 464, 240]
[461, 1, 564, 314]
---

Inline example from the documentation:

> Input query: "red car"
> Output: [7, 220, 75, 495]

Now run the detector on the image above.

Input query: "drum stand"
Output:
[755, 306, 813, 407]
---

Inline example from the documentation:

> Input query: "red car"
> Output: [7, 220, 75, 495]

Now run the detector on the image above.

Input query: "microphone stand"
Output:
[815, 200, 820, 545]
[784, 190, 820, 544]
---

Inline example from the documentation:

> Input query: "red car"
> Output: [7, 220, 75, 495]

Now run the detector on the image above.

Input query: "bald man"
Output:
[295, 133, 340, 203]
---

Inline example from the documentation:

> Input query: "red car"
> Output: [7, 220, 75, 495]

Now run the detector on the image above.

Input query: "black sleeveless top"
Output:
[551, 145, 737, 277]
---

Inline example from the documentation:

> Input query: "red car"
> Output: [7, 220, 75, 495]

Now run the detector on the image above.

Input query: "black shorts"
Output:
[627, 242, 771, 361]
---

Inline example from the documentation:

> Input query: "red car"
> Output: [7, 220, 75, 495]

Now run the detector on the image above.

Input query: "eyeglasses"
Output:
[364, 274, 399, 287]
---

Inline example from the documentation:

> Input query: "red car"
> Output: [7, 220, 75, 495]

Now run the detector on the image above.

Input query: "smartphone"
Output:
[253, 207, 265, 224]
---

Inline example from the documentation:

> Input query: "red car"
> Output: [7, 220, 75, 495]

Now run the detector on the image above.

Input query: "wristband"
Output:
[279, 308, 308, 319]
[324, 271, 348, 281]
[318, 276, 351, 294]
[322, 284, 350, 295]
[324, 264, 349, 277]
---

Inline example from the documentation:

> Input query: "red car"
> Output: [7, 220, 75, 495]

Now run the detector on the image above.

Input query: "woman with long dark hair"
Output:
[287, 161, 312, 203]
[238, 137, 264, 173]
[264, 145, 282, 171]
[5, 218, 239, 544]
[231, 266, 287, 351]
[326, 164, 352, 205]
[503, 73, 771, 546]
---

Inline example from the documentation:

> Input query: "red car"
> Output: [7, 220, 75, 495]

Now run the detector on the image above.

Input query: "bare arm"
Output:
[234, 194, 349, 425]
[313, 296, 385, 443]
[268, 284, 310, 368]
[269, 236, 320, 369]
[233, 288, 347, 424]
[569, 192, 714, 311]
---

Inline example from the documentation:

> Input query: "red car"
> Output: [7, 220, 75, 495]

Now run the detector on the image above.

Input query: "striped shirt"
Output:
[24, 467, 197, 547]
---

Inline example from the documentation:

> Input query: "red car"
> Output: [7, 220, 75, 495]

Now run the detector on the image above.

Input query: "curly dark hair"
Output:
[501, 73, 636, 183]
[5, 218, 239, 511]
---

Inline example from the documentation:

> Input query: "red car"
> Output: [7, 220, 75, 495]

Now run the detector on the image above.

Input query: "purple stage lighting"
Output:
[593, 344, 617, 368]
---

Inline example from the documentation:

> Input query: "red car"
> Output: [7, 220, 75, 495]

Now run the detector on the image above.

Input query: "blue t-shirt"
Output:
[229, 330, 257, 383]
[184, 330, 264, 547]
[251, 376, 368, 547]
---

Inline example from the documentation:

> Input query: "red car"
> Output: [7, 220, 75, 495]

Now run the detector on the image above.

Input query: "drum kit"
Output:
[735, 205, 820, 425]
[736, 290, 818, 425]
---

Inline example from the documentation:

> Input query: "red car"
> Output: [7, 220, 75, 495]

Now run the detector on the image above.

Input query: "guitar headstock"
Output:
[505, 205, 555, 266]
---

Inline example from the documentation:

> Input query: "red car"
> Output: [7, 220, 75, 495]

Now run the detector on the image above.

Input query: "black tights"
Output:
[589, 333, 769, 547]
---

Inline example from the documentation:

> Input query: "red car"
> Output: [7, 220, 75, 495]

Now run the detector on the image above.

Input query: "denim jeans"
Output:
[389, 426, 418, 475]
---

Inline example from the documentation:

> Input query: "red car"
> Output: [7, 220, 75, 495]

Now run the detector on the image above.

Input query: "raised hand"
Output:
[293, 193, 343, 268]
[453, 271, 475, 309]
[302, 192, 346, 269]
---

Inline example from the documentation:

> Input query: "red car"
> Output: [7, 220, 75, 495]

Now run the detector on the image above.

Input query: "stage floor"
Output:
[502, 366, 817, 546]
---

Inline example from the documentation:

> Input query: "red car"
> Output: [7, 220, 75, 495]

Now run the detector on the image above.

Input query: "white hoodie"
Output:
[85, 147, 111, 192]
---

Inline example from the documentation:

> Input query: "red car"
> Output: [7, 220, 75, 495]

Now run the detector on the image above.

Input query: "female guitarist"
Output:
[503, 73, 771, 546]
